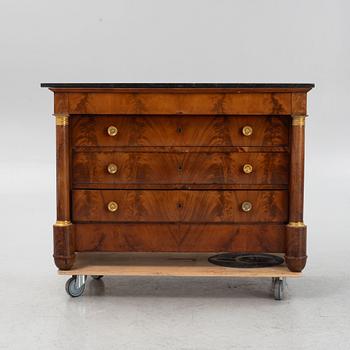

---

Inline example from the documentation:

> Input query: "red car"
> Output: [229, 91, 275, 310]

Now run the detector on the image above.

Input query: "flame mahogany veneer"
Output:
[42, 83, 314, 272]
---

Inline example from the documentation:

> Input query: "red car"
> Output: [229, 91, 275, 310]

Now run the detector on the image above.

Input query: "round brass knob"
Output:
[107, 126, 118, 136]
[107, 163, 118, 174]
[242, 125, 253, 136]
[243, 164, 253, 174]
[241, 201, 252, 212]
[107, 201, 119, 212]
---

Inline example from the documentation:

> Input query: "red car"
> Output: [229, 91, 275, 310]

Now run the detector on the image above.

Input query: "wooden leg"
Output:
[285, 223, 307, 272]
[286, 115, 307, 272]
[53, 223, 75, 270]
[53, 114, 75, 270]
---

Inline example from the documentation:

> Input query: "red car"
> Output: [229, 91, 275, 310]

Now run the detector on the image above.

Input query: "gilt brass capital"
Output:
[287, 221, 306, 228]
[292, 115, 307, 126]
[55, 114, 69, 126]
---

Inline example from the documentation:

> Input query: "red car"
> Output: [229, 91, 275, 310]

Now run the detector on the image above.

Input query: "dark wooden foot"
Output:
[285, 223, 307, 272]
[285, 255, 307, 272]
[54, 256, 76, 270]
[53, 223, 75, 270]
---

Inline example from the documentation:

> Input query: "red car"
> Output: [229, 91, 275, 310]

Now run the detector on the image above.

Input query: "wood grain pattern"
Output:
[289, 121, 305, 222]
[44, 84, 314, 272]
[53, 224, 75, 270]
[291, 93, 307, 115]
[72, 190, 288, 223]
[71, 116, 289, 147]
[54, 118, 75, 270]
[56, 121, 70, 220]
[58, 252, 301, 277]
[54, 93, 68, 114]
[72, 151, 289, 186]
[73, 146, 289, 153]
[286, 117, 307, 271]
[75, 223, 286, 253]
[66, 92, 291, 115]
[285, 225, 307, 272]
[72, 184, 288, 190]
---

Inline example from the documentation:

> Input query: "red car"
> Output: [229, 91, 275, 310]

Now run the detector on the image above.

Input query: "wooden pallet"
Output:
[58, 252, 301, 278]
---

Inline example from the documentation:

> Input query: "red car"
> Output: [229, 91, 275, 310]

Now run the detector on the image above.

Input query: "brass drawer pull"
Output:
[107, 125, 118, 136]
[241, 201, 252, 212]
[107, 201, 119, 212]
[242, 125, 253, 136]
[243, 164, 253, 174]
[107, 163, 118, 174]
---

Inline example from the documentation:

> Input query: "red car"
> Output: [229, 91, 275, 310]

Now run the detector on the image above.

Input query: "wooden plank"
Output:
[58, 252, 301, 278]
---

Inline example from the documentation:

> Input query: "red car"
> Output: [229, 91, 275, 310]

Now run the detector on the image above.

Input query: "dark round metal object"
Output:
[208, 253, 284, 268]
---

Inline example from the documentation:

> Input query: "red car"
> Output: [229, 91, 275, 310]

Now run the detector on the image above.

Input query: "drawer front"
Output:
[75, 223, 286, 253]
[73, 152, 289, 185]
[72, 190, 288, 223]
[72, 116, 289, 147]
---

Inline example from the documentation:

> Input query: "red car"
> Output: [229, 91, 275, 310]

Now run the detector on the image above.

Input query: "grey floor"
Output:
[1, 181, 350, 349]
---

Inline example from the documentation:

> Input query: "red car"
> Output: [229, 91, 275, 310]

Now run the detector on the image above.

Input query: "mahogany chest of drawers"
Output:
[42, 83, 314, 272]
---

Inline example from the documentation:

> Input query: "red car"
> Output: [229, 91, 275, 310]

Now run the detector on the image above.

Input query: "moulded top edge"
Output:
[40, 82, 315, 90]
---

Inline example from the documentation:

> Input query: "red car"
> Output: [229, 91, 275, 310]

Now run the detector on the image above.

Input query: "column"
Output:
[285, 115, 307, 272]
[53, 114, 75, 270]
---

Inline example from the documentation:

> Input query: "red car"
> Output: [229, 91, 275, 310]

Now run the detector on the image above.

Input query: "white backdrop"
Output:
[0, 1, 349, 349]
[1, 0, 349, 252]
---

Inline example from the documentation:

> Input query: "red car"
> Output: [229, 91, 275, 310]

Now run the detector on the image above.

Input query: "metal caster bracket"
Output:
[91, 275, 104, 280]
[65, 275, 87, 298]
[65, 275, 105, 297]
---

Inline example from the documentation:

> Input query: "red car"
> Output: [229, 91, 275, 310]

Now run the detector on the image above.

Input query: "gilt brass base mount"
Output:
[287, 221, 306, 228]
[54, 220, 72, 227]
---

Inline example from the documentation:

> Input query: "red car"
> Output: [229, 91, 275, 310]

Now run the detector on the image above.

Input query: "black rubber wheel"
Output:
[208, 253, 284, 268]
[271, 277, 278, 290]
[65, 276, 85, 297]
[91, 275, 104, 280]
[273, 279, 284, 300]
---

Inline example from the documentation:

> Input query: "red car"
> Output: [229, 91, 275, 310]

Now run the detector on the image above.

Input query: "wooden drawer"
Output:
[71, 116, 289, 147]
[72, 151, 289, 186]
[75, 223, 286, 253]
[72, 190, 288, 223]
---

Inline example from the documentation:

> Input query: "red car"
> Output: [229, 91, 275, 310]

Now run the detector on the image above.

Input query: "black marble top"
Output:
[41, 83, 314, 89]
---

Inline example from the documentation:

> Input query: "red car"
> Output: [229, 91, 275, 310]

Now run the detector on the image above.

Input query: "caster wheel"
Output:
[91, 275, 104, 280]
[273, 278, 285, 300]
[65, 276, 85, 297]
[271, 277, 278, 289]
